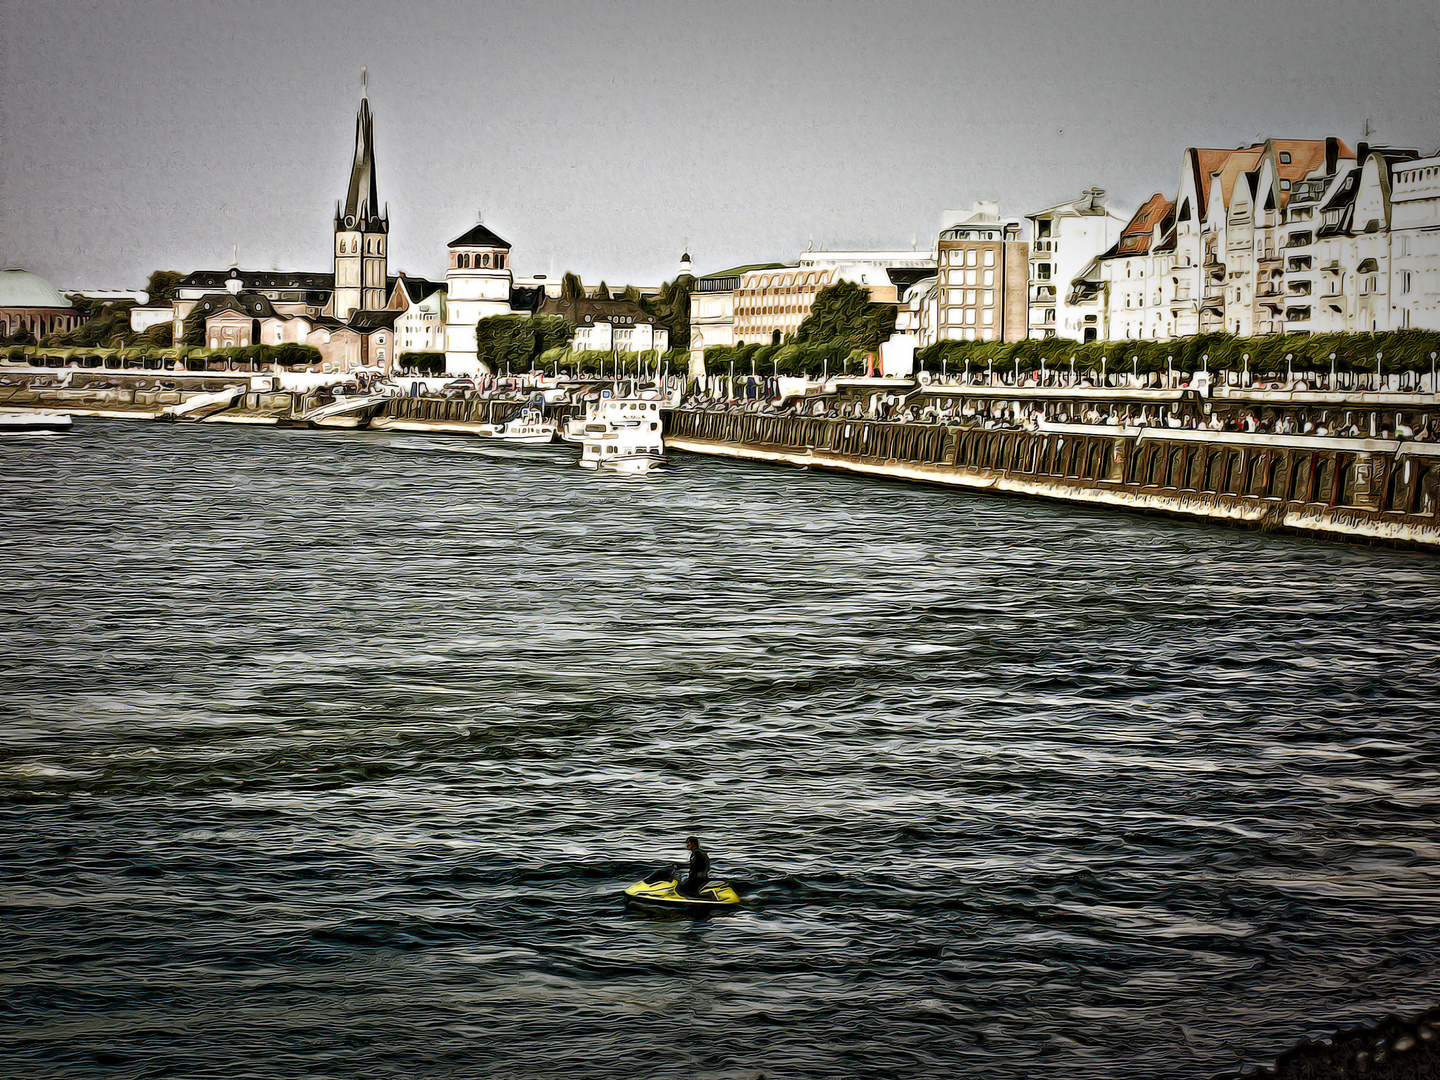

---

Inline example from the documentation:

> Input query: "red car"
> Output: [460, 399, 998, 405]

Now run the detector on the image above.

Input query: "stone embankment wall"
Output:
[377, 397, 580, 427]
[665, 409, 1440, 550]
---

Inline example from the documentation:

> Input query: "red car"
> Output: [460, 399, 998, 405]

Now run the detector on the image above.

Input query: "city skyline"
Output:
[2, 0, 1438, 292]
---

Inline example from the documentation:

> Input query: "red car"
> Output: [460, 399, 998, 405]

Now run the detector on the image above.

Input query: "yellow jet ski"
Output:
[622, 871, 742, 916]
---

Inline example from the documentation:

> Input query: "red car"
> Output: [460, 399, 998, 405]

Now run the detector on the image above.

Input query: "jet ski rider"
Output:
[678, 836, 710, 898]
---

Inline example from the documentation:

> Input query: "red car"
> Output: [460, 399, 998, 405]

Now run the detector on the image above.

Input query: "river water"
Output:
[3, 418, 1439, 1079]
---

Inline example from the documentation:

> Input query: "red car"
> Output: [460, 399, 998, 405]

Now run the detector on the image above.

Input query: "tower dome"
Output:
[0, 269, 73, 309]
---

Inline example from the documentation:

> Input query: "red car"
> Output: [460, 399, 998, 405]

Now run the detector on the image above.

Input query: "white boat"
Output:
[0, 411, 72, 433]
[576, 393, 666, 473]
[478, 408, 558, 444]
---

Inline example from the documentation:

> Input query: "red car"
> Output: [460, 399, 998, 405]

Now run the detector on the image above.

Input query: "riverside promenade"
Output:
[664, 378, 1440, 551]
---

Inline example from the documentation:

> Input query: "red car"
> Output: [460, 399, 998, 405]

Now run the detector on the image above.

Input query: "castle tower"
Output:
[333, 69, 388, 320]
[443, 214, 514, 375]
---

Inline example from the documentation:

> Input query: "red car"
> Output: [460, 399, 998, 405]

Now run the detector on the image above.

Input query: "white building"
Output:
[443, 219, 514, 375]
[386, 273, 447, 358]
[1025, 189, 1128, 340]
[1391, 153, 1440, 330]
[536, 297, 668, 354]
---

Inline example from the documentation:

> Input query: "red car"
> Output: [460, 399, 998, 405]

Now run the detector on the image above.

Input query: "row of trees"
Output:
[915, 330, 1440, 376]
[5, 342, 323, 369]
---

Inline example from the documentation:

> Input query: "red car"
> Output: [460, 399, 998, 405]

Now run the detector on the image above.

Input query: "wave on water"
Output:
[1, 419, 1438, 1079]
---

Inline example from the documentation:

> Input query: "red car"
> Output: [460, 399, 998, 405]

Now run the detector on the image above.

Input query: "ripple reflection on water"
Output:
[1, 420, 1439, 1078]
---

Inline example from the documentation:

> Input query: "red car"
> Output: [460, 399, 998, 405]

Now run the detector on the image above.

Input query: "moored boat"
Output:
[478, 408, 558, 444]
[0, 411, 72, 434]
[575, 392, 666, 473]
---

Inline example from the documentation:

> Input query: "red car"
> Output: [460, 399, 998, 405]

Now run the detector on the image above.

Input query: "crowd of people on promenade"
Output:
[675, 392, 1437, 442]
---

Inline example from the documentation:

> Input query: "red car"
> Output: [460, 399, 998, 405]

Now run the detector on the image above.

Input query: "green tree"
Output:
[181, 305, 207, 346]
[795, 280, 895, 353]
[532, 314, 575, 355]
[141, 322, 173, 347]
[476, 314, 536, 372]
[561, 272, 585, 300]
[398, 350, 445, 375]
[621, 285, 642, 304]
[143, 270, 183, 304]
[641, 275, 692, 350]
[274, 343, 322, 368]
[594, 281, 612, 301]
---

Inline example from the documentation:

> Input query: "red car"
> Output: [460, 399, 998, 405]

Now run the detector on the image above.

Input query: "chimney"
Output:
[1325, 136, 1338, 174]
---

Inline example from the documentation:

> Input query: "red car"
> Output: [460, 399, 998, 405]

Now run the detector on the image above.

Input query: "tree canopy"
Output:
[475, 314, 576, 372]
[641, 274, 693, 350]
[560, 272, 585, 300]
[795, 280, 895, 354]
[143, 270, 183, 304]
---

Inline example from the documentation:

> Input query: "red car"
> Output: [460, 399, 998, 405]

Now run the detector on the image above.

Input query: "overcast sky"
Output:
[2, 0, 1437, 293]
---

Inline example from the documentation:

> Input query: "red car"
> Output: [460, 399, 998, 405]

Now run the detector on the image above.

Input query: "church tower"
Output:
[333, 69, 388, 320]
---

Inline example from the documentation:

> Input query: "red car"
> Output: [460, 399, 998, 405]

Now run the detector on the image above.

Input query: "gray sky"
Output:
[2, 0, 1437, 292]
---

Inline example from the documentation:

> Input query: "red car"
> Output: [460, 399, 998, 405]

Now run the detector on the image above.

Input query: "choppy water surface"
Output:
[3, 419, 1439, 1079]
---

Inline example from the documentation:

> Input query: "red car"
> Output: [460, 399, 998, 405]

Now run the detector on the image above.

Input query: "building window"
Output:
[1280, 179, 1291, 191]
[984, 250, 995, 267]
[1279, 152, 1291, 164]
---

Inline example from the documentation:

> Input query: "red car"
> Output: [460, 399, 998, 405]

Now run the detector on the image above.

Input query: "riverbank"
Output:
[9, 381, 1440, 552]
[665, 408, 1440, 552]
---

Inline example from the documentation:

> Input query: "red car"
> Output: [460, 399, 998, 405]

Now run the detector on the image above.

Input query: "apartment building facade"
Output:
[934, 201, 1028, 343]
[1025, 189, 1128, 340]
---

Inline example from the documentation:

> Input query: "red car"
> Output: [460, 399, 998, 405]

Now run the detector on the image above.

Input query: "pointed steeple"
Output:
[340, 68, 384, 230]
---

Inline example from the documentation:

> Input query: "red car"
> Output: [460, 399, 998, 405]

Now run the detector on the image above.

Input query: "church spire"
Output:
[340, 68, 384, 230]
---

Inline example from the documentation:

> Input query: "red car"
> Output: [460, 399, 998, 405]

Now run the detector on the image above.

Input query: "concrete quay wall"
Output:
[665, 409, 1440, 551]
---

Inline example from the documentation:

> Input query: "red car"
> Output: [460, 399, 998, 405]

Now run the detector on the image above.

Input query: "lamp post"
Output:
[1242, 353, 1249, 387]
[1101, 355, 1107, 384]
[942, 358, 946, 383]
[1286, 352, 1293, 386]
[1167, 354, 1173, 388]
[1377, 351, 1383, 393]
[1329, 352, 1337, 389]
[1431, 351, 1437, 392]
[965, 359, 970, 385]
[1132, 355, 1138, 385]
[1070, 356, 1075, 385]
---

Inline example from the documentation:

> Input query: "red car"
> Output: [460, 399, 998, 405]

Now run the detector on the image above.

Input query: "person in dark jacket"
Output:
[678, 836, 710, 897]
